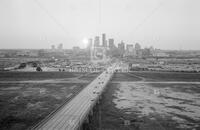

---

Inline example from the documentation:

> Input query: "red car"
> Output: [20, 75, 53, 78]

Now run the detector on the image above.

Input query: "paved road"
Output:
[111, 81, 200, 84]
[32, 65, 116, 130]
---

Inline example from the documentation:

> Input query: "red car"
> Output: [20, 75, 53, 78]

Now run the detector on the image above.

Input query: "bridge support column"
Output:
[82, 112, 96, 130]
[82, 122, 90, 130]
[89, 109, 93, 116]
[82, 117, 90, 130]
[99, 95, 102, 100]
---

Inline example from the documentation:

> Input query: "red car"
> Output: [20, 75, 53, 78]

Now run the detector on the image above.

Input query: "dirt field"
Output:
[91, 72, 200, 130]
[0, 72, 100, 130]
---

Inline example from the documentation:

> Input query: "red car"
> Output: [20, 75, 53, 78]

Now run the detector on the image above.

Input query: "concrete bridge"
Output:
[32, 64, 117, 130]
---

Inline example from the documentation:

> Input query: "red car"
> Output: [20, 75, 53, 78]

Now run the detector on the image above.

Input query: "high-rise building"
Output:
[87, 38, 93, 50]
[102, 33, 107, 47]
[118, 41, 125, 52]
[135, 43, 142, 57]
[94, 36, 100, 47]
[58, 43, 63, 50]
[108, 38, 115, 50]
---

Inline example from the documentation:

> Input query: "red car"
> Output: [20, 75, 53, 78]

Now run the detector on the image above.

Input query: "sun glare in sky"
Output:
[82, 38, 89, 48]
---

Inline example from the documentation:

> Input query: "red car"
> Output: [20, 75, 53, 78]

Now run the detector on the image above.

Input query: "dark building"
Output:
[108, 38, 115, 50]
[94, 36, 100, 47]
[142, 48, 153, 57]
[102, 33, 107, 47]
[135, 43, 142, 57]
[118, 41, 125, 52]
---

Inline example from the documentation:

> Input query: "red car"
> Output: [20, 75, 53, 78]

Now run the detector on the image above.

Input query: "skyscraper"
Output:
[87, 38, 93, 50]
[102, 33, 107, 47]
[135, 43, 142, 57]
[94, 36, 100, 47]
[108, 38, 115, 50]
[118, 41, 125, 52]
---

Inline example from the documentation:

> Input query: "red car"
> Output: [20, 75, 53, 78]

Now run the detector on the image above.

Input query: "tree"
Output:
[36, 67, 43, 72]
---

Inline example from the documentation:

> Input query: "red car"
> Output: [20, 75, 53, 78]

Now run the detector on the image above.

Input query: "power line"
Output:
[33, 0, 70, 36]
[133, 1, 165, 32]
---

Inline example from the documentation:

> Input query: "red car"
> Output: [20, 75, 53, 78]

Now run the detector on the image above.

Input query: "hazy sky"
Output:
[0, 0, 200, 49]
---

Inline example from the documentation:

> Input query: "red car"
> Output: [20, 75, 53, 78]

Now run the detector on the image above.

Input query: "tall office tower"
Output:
[94, 36, 100, 47]
[87, 38, 93, 61]
[88, 38, 93, 49]
[58, 43, 63, 50]
[118, 41, 125, 52]
[87, 38, 93, 56]
[108, 38, 115, 50]
[102, 33, 107, 47]
[135, 43, 142, 57]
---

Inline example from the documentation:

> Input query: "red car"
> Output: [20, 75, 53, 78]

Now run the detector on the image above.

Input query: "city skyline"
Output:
[0, 0, 200, 50]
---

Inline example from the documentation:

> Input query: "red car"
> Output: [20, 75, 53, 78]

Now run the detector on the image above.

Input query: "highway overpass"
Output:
[32, 65, 116, 130]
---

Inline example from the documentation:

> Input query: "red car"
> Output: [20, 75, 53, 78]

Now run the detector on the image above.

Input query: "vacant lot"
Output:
[91, 72, 200, 130]
[79, 72, 101, 81]
[0, 72, 99, 130]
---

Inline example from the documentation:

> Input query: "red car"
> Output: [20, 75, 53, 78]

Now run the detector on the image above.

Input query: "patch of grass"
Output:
[150, 83, 200, 94]
[0, 83, 87, 130]
[0, 72, 85, 81]
[90, 81, 200, 130]
[90, 83, 143, 130]
[130, 71, 200, 81]
[78, 72, 100, 81]
[112, 73, 141, 82]
[166, 106, 186, 111]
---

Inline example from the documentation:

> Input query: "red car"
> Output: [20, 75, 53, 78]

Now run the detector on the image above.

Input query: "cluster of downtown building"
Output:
[85, 33, 156, 58]
[0, 34, 170, 59]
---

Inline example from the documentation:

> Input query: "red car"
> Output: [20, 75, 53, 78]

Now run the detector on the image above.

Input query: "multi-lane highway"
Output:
[32, 65, 116, 130]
